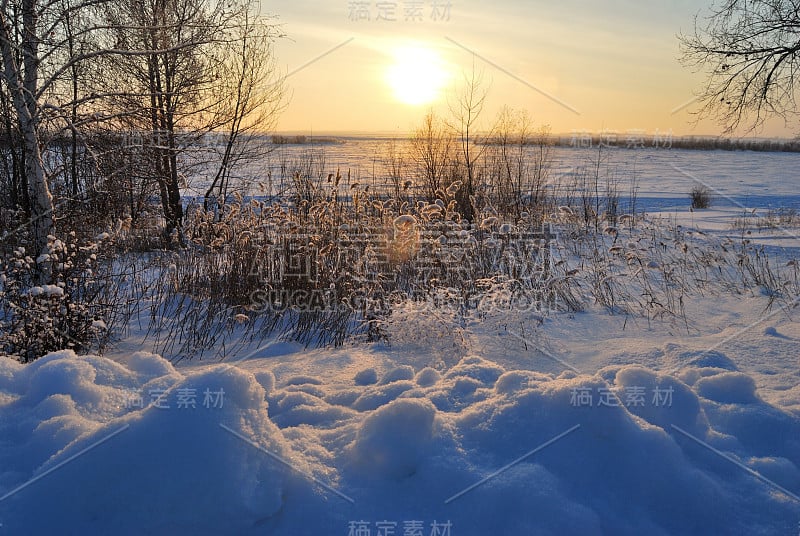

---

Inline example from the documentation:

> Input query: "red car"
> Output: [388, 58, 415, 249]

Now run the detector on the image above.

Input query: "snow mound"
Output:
[614, 366, 707, 433]
[284, 374, 323, 386]
[444, 355, 506, 386]
[0, 352, 324, 534]
[254, 370, 276, 393]
[354, 367, 378, 386]
[668, 347, 739, 371]
[451, 371, 783, 534]
[695, 372, 759, 404]
[1, 348, 798, 534]
[351, 380, 416, 411]
[415, 367, 441, 387]
[270, 388, 356, 427]
[379, 365, 415, 384]
[348, 398, 438, 479]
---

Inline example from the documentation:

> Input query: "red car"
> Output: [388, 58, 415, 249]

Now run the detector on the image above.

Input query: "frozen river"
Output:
[185, 136, 800, 214]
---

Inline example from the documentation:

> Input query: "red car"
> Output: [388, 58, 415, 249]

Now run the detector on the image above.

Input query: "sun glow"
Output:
[385, 44, 450, 106]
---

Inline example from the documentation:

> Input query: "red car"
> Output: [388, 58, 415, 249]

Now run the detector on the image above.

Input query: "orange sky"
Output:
[263, 0, 797, 138]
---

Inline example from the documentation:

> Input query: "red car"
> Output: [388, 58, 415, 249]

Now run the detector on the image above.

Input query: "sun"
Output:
[385, 44, 450, 106]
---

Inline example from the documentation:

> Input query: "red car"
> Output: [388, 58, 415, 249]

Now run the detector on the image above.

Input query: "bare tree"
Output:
[97, 0, 281, 241]
[384, 137, 407, 209]
[0, 78, 27, 215]
[529, 123, 553, 216]
[486, 107, 553, 219]
[410, 111, 453, 203]
[448, 63, 490, 221]
[491, 106, 522, 216]
[202, 12, 284, 214]
[0, 0, 283, 262]
[100, 0, 216, 241]
[680, 0, 800, 132]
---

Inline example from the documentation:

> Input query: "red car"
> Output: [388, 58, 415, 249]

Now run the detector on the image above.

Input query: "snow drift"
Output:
[0, 349, 798, 535]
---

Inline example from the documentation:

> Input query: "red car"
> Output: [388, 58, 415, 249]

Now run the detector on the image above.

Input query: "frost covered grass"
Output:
[3, 138, 799, 367]
[135, 172, 562, 359]
[731, 207, 800, 232]
[128, 185, 800, 361]
[555, 217, 800, 321]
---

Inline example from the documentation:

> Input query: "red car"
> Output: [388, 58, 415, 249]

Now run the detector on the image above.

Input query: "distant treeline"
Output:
[12, 131, 797, 153]
[0, 131, 346, 149]
[0, 130, 146, 151]
[478, 133, 800, 152]
[643, 135, 800, 152]
[545, 134, 800, 152]
[271, 135, 341, 145]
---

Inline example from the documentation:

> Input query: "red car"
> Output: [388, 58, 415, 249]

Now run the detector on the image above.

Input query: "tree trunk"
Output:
[22, 119, 54, 264]
[0, 0, 56, 277]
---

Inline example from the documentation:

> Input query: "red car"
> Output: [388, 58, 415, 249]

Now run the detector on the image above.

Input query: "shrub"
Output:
[690, 185, 713, 209]
[0, 233, 115, 362]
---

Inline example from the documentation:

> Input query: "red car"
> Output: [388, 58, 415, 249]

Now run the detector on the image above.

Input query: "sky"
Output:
[261, 0, 796, 137]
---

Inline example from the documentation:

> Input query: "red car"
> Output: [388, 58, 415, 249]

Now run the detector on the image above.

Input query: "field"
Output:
[1, 139, 799, 534]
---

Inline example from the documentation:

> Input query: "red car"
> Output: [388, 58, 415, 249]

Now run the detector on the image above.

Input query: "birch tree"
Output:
[202, 12, 284, 213]
[0, 0, 56, 269]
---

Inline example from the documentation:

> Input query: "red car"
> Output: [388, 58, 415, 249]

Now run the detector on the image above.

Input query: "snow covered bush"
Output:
[0, 233, 113, 361]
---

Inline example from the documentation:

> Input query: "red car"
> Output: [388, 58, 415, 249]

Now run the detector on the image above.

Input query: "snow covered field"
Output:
[1, 144, 800, 534]
[1, 300, 798, 534]
[227, 140, 800, 210]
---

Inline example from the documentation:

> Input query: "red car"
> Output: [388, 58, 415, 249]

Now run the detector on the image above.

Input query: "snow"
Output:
[347, 398, 438, 479]
[379, 365, 415, 384]
[415, 367, 442, 387]
[1, 323, 798, 534]
[694, 372, 759, 404]
[354, 367, 379, 386]
[43, 284, 64, 297]
[26, 286, 43, 297]
[3, 146, 800, 533]
[0, 353, 295, 534]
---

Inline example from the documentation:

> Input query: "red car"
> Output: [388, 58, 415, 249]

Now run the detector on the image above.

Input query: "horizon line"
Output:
[270, 130, 800, 142]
